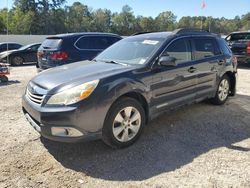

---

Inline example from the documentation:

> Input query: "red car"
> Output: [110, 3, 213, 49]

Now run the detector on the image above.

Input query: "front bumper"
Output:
[22, 95, 104, 143]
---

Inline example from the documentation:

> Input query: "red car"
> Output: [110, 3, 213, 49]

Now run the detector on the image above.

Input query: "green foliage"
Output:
[0, 1, 249, 35]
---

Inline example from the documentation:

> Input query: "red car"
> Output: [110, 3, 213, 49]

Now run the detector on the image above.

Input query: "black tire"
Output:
[102, 97, 145, 149]
[0, 76, 8, 82]
[11, 56, 24, 66]
[211, 75, 230, 105]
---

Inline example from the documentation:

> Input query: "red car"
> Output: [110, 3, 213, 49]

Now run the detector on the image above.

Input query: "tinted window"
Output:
[11, 44, 21, 49]
[218, 39, 232, 55]
[76, 36, 116, 50]
[162, 39, 191, 64]
[107, 37, 121, 46]
[41, 39, 62, 49]
[75, 37, 90, 49]
[193, 38, 219, 59]
[227, 33, 250, 41]
[30, 44, 40, 50]
[0, 44, 7, 49]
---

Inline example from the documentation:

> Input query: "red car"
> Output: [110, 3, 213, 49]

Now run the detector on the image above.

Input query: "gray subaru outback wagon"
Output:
[22, 29, 237, 148]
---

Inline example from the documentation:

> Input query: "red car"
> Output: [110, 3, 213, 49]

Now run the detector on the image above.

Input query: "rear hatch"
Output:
[37, 37, 66, 69]
[226, 33, 250, 55]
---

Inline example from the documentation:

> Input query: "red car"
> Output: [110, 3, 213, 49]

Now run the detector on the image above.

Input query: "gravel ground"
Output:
[0, 65, 250, 188]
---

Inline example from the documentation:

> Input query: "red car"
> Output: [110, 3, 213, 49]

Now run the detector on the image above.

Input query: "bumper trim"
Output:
[24, 113, 41, 133]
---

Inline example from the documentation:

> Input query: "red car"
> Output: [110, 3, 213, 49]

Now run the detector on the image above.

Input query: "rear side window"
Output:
[41, 39, 62, 49]
[218, 39, 232, 55]
[162, 38, 192, 64]
[75, 36, 119, 50]
[193, 38, 220, 59]
[0, 44, 7, 49]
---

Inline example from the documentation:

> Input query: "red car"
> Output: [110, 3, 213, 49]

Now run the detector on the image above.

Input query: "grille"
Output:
[26, 88, 44, 104]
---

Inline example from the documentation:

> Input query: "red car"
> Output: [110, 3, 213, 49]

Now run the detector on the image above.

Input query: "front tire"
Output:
[102, 97, 145, 149]
[211, 75, 230, 105]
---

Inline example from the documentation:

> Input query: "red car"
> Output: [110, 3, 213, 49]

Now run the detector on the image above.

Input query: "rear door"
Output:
[191, 37, 223, 99]
[151, 37, 197, 113]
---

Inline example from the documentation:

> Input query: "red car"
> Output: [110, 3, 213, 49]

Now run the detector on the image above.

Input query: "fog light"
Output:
[51, 127, 83, 137]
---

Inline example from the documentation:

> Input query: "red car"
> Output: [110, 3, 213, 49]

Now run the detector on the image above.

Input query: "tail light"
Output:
[37, 51, 43, 59]
[247, 42, 250, 54]
[50, 51, 69, 61]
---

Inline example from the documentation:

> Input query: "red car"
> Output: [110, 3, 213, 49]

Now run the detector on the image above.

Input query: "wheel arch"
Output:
[224, 71, 236, 96]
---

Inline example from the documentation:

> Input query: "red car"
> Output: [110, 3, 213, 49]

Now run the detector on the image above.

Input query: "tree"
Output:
[112, 5, 136, 35]
[65, 2, 92, 32]
[92, 8, 112, 32]
[155, 11, 177, 31]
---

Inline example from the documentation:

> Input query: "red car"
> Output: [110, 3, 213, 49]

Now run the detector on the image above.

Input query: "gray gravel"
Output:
[0, 65, 250, 188]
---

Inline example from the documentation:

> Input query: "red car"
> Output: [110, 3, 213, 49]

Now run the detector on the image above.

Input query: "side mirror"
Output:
[159, 56, 177, 67]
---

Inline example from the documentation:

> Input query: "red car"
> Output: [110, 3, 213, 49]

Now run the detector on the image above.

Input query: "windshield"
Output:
[95, 37, 164, 65]
[18, 44, 31, 50]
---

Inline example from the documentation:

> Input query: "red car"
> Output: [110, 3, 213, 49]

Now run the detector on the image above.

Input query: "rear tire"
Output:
[211, 75, 230, 105]
[11, 56, 24, 66]
[102, 97, 145, 149]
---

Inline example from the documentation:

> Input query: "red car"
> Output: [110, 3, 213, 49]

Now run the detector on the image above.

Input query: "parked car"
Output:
[0, 42, 22, 53]
[0, 43, 41, 66]
[37, 32, 122, 71]
[225, 31, 250, 64]
[22, 29, 237, 148]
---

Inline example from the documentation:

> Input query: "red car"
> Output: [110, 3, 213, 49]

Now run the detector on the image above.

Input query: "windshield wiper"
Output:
[99, 59, 128, 66]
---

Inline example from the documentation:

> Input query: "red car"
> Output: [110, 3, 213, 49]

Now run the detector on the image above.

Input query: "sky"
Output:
[0, 0, 250, 20]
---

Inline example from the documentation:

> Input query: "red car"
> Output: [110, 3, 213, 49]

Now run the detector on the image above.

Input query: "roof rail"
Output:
[174, 28, 210, 35]
[131, 31, 153, 36]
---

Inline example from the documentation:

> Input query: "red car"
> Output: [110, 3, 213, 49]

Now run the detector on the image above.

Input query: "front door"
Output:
[150, 38, 198, 114]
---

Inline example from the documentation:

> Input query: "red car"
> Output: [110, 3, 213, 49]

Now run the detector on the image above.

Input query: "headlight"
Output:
[46, 80, 99, 105]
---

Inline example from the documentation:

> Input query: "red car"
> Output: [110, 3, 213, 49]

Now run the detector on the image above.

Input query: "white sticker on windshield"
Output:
[138, 59, 146, 64]
[142, 40, 159, 45]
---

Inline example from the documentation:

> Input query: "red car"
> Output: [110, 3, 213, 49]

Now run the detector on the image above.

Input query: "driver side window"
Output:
[162, 38, 191, 64]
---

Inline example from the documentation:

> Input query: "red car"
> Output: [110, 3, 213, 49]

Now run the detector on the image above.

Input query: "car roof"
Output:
[0, 42, 21, 45]
[128, 29, 218, 41]
[229, 31, 250, 35]
[47, 32, 121, 39]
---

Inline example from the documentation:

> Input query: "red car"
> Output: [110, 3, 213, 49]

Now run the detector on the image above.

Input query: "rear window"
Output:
[41, 39, 62, 49]
[227, 33, 250, 41]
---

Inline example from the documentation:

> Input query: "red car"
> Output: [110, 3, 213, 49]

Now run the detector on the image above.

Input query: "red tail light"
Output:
[50, 51, 69, 61]
[247, 42, 250, 54]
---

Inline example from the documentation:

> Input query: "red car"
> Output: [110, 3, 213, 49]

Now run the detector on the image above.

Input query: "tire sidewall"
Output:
[12, 56, 23, 66]
[103, 97, 146, 148]
[214, 75, 230, 105]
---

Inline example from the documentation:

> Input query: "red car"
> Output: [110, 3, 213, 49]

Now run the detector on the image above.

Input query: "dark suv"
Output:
[225, 31, 250, 64]
[37, 32, 122, 71]
[22, 29, 237, 148]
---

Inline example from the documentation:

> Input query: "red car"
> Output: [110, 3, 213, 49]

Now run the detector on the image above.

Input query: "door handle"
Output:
[188, 67, 197, 73]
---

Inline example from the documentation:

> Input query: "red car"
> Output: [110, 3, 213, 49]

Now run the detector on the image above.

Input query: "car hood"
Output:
[31, 60, 135, 91]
